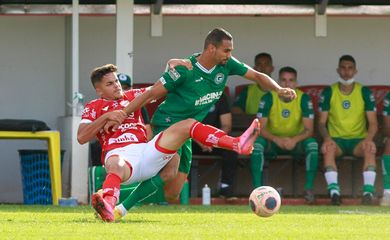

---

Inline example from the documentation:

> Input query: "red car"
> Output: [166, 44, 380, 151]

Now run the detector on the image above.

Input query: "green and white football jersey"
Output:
[152, 53, 248, 127]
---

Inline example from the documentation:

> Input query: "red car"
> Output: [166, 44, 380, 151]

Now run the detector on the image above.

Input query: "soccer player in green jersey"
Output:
[108, 28, 296, 219]
[319, 55, 378, 205]
[380, 92, 390, 206]
[253, 66, 318, 204]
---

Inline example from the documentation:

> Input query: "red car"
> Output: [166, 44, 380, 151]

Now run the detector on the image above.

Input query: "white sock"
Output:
[117, 203, 127, 217]
[324, 171, 338, 185]
[363, 170, 376, 186]
[325, 171, 339, 195]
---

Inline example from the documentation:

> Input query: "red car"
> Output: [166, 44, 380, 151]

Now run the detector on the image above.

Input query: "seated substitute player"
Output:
[380, 92, 390, 206]
[78, 63, 260, 222]
[232, 52, 274, 114]
[106, 28, 296, 220]
[254, 66, 318, 204]
[319, 55, 378, 205]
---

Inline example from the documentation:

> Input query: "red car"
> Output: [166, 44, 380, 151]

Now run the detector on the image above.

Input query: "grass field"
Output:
[1, 204, 390, 239]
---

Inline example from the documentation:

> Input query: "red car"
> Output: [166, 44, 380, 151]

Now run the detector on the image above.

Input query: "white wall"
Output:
[0, 14, 389, 202]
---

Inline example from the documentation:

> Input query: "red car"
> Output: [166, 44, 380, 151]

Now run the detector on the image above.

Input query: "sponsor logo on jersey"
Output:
[118, 123, 139, 132]
[195, 91, 223, 106]
[214, 73, 224, 84]
[165, 117, 171, 123]
[108, 133, 139, 144]
[91, 109, 97, 119]
[168, 69, 181, 81]
[282, 109, 290, 118]
[102, 106, 109, 112]
[82, 107, 90, 116]
[342, 100, 351, 109]
[208, 105, 216, 113]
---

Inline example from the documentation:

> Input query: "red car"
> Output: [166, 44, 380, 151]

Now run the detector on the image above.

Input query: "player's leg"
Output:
[92, 153, 131, 222]
[249, 137, 268, 188]
[322, 138, 343, 205]
[301, 137, 319, 204]
[381, 139, 390, 206]
[353, 138, 377, 205]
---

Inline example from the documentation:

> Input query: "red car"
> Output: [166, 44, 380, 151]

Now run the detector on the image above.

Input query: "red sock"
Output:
[189, 121, 237, 150]
[102, 173, 121, 206]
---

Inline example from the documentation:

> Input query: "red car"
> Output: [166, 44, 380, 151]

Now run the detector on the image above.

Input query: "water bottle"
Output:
[180, 179, 190, 205]
[202, 184, 211, 205]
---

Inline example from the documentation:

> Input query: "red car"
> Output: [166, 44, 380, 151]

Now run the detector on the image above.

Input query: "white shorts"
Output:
[104, 132, 175, 185]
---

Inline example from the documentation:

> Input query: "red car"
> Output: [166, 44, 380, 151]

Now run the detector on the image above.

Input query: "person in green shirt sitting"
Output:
[319, 55, 378, 205]
[232, 52, 274, 114]
[253, 66, 318, 204]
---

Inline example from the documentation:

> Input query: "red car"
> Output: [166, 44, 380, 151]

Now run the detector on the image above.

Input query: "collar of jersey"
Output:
[195, 62, 216, 74]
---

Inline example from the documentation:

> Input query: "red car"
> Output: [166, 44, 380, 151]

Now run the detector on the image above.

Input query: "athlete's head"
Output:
[278, 66, 297, 89]
[254, 52, 274, 77]
[90, 64, 123, 100]
[337, 55, 357, 83]
[204, 28, 233, 65]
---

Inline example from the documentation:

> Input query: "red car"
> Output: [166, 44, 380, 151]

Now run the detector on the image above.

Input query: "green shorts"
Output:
[332, 138, 363, 156]
[153, 125, 193, 174]
[262, 137, 316, 159]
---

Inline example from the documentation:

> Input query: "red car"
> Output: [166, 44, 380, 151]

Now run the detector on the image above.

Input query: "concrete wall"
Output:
[0, 14, 389, 202]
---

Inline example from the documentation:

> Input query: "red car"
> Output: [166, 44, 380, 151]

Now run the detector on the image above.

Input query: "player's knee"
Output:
[159, 166, 178, 182]
[105, 157, 127, 177]
[322, 142, 336, 154]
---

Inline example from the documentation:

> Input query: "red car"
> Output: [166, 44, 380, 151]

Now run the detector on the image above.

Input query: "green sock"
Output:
[250, 138, 265, 188]
[118, 185, 137, 203]
[122, 175, 165, 210]
[383, 155, 390, 189]
[304, 138, 319, 190]
[304, 153, 318, 190]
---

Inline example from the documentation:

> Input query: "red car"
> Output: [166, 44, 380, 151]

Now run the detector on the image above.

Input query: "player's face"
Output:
[337, 60, 357, 80]
[95, 72, 123, 100]
[213, 39, 233, 65]
[254, 57, 274, 77]
[279, 72, 297, 89]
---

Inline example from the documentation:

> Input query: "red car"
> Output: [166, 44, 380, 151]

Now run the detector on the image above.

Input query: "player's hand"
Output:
[361, 139, 376, 154]
[167, 59, 193, 70]
[103, 120, 121, 133]
[106, 110, 127, 123]
[321, 137, 336, 154]
[277, 88, 297, 102]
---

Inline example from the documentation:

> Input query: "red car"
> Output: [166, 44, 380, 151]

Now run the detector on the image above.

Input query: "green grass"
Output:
[1, 204, 390, 239]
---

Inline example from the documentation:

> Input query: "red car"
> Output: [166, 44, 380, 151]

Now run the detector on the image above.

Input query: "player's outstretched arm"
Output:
[244, 67, 297, 101]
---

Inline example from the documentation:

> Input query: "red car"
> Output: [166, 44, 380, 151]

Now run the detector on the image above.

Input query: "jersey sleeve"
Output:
[226, 56, 249, 76]
[232, 86, 248, 111]
[361, 86, 376, 112]
[384, 92, 390, 116]
[319, 86, 332, 112]
[301, 93, 314, 119]
[159, 66, 188, 92]
[81, 101, 99, 124]
[257, 92, 273, 118]
[141, 107, 150, 124]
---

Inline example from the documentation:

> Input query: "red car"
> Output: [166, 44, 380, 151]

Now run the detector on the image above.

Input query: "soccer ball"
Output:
[249, 186, 281, 217]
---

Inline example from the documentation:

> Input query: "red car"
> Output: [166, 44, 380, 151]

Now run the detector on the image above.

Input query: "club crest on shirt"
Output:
[214, 73, 224, 84]
[342, 100, 351, 109]
[282, 109, 290, 118]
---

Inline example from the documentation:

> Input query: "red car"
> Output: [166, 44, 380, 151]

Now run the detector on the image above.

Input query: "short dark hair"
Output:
[204, 28, 233, 49]
[339, 55, 356, 65]
[279, 66, 297, 76]
[254, 52, 273, 63]
[90, 64, 117, 88]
